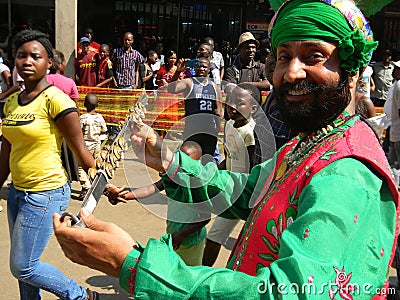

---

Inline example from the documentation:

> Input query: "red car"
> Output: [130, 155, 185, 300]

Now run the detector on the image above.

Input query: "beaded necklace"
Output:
[274, 116, 351, 180]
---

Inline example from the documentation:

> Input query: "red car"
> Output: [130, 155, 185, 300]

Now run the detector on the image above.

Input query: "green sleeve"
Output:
[162, 150, 276, 220]
[120, 158, 396, 299]
[119, 247, 142, 293]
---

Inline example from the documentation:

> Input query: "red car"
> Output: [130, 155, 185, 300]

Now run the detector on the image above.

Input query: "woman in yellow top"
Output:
[0, 30, 97, 299]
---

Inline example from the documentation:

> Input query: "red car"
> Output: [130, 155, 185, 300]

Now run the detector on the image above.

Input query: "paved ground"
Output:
[0, 139, 243, 299]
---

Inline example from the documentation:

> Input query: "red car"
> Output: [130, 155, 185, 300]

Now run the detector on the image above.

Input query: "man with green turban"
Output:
[54, 0, 399, 299]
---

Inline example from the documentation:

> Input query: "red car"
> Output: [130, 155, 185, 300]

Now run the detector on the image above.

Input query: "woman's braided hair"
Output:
[13, 29, 54, 59]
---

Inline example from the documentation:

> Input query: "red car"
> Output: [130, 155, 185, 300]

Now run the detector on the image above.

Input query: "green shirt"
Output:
[119, 151, 396, 299]
[166, 198, 207, 246]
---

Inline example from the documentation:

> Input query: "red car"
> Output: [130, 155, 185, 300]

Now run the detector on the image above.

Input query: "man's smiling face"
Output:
[273, 40, 351, 132]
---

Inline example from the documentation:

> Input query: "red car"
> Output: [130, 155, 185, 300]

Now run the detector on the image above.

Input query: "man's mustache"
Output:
[275, 80, 324, 95]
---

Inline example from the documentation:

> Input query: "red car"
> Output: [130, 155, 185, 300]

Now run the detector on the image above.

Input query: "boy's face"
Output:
[194, 59, 210, 77]
[80, 42, 90, 54]
[226, 89, 256, 122]
[197, 44, 210, 58]
[100, 46, 109, 59]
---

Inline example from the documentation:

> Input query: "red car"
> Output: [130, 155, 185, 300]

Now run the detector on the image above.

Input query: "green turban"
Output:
[269, 0, 378, 74]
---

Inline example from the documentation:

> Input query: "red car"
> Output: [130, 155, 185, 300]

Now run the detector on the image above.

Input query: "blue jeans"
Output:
[7, 182, 86, 300]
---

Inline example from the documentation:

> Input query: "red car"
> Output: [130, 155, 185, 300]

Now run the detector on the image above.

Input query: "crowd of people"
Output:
[1, 0, 400, 299]
[69, 27, 272, 94]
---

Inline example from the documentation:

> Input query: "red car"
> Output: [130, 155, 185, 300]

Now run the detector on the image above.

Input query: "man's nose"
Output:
[284, 57, 306, 83]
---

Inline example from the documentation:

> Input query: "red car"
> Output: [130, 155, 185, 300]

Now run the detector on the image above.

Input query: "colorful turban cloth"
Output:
[269, 0, 378, 74]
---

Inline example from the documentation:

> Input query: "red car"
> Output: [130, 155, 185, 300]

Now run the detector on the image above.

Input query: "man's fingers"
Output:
[79, 208, 111, 232]
[53, 213, 62, 228]
[53, 213, 72, 229]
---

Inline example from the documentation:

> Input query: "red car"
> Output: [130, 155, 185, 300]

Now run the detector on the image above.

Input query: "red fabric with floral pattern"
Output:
[228, 119, 399, 278]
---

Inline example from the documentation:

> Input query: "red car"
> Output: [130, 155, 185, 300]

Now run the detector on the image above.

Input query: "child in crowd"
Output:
[96, 44, 116, 88]
[47, 49, 79, 102]
[202, 83, 260, 266]
[79, 93, 108, 198]
[106, 141, 210, 266]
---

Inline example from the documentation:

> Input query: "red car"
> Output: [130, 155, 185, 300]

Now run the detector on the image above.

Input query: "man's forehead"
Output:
[277, 40, 337, 50]
[241, 42, 257, 49]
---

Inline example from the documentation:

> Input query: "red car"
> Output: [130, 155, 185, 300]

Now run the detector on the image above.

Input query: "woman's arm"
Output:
[139, 64, 153, 83]
[96, 77, 114, 87]
[55, 111, 95, 171]
[168, 59, 186, 83]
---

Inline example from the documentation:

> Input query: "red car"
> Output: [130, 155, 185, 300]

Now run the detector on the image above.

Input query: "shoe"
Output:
[86, 288, 100, 299]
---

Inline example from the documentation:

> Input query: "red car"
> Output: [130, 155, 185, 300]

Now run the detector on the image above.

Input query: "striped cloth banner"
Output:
[77, 86, 273, 133]
[77, 87, 186, 132]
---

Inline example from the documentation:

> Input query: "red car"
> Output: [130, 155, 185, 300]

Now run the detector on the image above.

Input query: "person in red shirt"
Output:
[96, 44, 116, 88]
[75, 37, 98, 87]
[77, 27, 100, 55]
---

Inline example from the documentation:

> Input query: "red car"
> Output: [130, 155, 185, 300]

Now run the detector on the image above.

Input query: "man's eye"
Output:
[277, 55, 290, 62]
[308, 53, 324, 60]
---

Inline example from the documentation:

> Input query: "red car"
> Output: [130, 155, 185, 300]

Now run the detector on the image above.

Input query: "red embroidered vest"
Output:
[227, 118, 399, 281]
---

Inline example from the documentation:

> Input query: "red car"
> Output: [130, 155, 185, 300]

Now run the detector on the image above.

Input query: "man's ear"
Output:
[348, 70, 360, 89]
[251, 104, 257, 114]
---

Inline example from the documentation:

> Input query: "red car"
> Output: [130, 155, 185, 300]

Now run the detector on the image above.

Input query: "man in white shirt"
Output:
[204, 37, 224, 81]
[389, 60, 400, 168]
[372, 50, 394, 107]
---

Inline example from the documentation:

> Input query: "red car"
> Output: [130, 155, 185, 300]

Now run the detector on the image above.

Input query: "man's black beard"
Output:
[275, 76, 351, 133]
